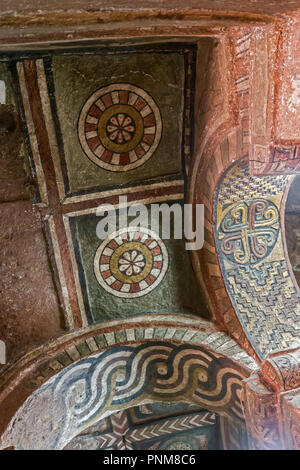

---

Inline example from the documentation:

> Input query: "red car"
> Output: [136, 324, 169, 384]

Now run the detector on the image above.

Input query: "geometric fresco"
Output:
[215, 160, 299, 359]
[67, 201, 208, 324]
[12, 45, 196, 329]
[2, 4, 300, 452]
[78, 83, 162, 172]
[94, 226, 168, 298]
[64, 403, 220, 450]
[0, 339, 250, 449]
[219, 199, 279, 266]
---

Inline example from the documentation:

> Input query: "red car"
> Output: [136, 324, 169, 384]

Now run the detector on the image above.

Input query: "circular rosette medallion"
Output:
[94, 227, 168, 298]
[78, 84, 162, 172]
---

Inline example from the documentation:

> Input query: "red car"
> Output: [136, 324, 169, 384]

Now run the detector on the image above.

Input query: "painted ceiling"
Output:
[0, 3, 300, 452]
[64, 402, 222, 450]
[0, 43, 209, 334]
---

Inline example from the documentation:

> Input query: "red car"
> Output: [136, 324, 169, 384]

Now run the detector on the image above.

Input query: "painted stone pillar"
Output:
[243, 344, 300, 449]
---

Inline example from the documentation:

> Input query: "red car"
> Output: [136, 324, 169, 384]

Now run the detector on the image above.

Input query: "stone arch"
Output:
[189, 127, 255, 358]
[214, 158, 298, 360]
[188, 123, 299, 361]
[0, 314, 255, 450]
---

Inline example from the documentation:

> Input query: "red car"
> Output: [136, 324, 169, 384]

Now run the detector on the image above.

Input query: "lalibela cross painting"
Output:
[0, 0, 300, 452]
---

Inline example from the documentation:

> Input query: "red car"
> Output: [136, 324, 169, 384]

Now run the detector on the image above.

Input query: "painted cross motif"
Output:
[64, 409, 217, 450]
[218, 199, 279, 265]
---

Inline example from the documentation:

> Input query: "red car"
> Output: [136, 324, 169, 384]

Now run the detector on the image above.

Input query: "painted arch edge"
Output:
[188, 124, 298, 363]
[188, 125, 260, 362]
[0, 314, 257, 446]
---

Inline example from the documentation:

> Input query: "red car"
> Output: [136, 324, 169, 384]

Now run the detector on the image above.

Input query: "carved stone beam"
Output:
[243, 343, 300, 449]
